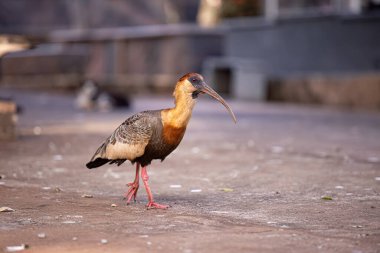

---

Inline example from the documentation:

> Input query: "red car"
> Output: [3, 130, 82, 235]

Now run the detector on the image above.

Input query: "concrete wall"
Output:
[1, 25, 223, 93]
[224, 15, 380, 75]
[203, 14, 380, 109]
[267, 73, 380, 110]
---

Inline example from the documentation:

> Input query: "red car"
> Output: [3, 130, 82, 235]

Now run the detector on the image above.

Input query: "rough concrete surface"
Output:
[0, 89, 379, 253]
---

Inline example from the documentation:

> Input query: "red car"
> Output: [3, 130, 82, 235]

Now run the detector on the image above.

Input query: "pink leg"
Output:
[141, 166, 169, 209]
[125, 163, 140, 204]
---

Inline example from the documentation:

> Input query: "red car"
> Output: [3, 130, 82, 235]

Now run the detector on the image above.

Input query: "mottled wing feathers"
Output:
[86, 112, 154, 168]
[111, 113, 152, 145]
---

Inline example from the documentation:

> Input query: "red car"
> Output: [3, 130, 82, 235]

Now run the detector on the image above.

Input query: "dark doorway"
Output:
[214, 67, 232, 97]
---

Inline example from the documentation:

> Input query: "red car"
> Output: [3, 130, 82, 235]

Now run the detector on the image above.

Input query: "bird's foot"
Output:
[125, 182, 139, 204]
[146, 201, 169, 210]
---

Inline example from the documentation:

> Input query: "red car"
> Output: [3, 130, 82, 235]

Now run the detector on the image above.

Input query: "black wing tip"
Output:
[86, 158, 109, 169]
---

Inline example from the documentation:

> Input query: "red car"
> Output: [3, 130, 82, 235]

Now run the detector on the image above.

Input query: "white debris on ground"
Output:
[81, 194, 93, 198]
[4, 244, 29, 252]
[191, 147, 200, 154]
[0, 207, 15, 212]
[33, 126, 42, 135]
[37, 233, 46, 239]
[52, 155, 63, 161]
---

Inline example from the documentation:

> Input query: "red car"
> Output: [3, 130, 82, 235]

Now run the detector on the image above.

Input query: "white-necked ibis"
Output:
[86, 73, 236, 209]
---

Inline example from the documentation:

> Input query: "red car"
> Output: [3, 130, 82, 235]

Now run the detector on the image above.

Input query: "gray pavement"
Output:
[0, 89, 379, 253]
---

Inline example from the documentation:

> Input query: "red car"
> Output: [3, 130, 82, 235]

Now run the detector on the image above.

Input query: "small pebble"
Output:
[210, 211, 229, 214]
[81, 194, 93, 198]
[33, 126, 42, 135]
[37, 233, 46, 239]
[375, 177, 380, 181]
[170, 185, 182, 188]
[53, 155, 63, 161]
[190, 189, 202, 193]
[52, 167, 67, 173]
[62, 220, 76, 224]
[100, 239, 108, 244]
[335, 186, 344, 189]
[191, 147, 200, 154]
[111, 204, 117, 207]
[72, 237, 78, 241]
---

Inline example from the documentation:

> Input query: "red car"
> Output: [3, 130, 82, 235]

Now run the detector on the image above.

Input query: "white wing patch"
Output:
[105, 140, 149, 161]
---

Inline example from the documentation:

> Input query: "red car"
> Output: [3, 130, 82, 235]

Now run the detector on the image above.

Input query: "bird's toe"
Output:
[146, 202, 170, 210]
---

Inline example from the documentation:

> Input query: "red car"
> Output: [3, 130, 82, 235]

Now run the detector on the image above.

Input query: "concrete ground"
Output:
[0, 89, 379, 253]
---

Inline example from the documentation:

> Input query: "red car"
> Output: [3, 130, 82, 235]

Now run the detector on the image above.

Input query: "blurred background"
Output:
[1, 0, 380, 99]
[1, 0, 380, 138]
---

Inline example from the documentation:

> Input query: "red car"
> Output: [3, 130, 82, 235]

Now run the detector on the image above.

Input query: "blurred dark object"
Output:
[221, 0, 262, 18]
[75, 80, 130, 112]
[365, 0, 380, 14]
[0, 97, 17, 140]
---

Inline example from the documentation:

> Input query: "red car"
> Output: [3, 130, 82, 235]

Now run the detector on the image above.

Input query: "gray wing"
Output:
[89, 112, 154, 162]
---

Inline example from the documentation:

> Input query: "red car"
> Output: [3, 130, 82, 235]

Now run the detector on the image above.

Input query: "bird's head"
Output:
[177, 73, 237, 123]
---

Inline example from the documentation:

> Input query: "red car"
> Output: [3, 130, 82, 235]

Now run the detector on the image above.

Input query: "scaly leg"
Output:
[141, 166, 169, 209]
[125, 163, 140, 204]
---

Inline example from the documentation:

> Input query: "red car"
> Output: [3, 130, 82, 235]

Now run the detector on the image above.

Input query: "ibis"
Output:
[86, 73, 236, 209]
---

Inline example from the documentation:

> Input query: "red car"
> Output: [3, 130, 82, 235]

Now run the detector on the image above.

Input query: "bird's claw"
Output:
[146, 202, 170, 210]
[125, 182, 139, 204]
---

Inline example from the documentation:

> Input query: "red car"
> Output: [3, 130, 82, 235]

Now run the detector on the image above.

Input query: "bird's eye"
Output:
[192, 78, 197, 82]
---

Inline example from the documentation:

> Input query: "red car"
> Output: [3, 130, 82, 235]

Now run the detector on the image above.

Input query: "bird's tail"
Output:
[86, 142, 108, 169]
[86, 158, 109, 169]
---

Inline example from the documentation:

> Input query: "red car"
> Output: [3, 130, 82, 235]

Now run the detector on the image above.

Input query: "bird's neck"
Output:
[162, 88, 196, 128]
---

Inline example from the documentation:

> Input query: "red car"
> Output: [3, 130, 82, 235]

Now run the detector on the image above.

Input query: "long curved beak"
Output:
[200, 83, 237, 123]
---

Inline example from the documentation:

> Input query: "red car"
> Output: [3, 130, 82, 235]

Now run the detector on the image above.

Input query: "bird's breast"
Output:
[162, 124, 186, 147]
